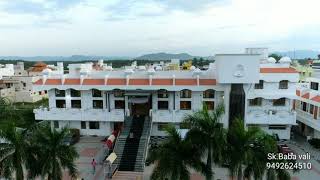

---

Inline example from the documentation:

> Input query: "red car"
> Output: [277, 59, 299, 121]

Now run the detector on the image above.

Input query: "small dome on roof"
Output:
[190, 66, 196, 70]
[267, 57, 276, 63]
[279, 56, 291, 63]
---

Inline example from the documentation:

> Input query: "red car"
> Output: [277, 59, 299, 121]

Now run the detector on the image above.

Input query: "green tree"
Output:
[269, 54, 282, 62]
[183, 104, 226, 180]
[147, 125, 209, 180]
[28, 125, 79, 180]
[0, 124, 27, 180]
[226, 119, 291, 180]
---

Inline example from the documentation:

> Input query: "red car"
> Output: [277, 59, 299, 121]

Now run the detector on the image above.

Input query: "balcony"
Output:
[33, 108, 124, 122]
[246, 109, 296, 125]
[151, 109, 194, 123]
[296, 109, 320, 131]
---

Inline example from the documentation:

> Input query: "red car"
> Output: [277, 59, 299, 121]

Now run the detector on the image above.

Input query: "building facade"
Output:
[0, 62, 47, 102]
[33, 48, 299, 139]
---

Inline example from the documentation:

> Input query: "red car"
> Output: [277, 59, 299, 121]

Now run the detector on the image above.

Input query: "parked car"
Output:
[277, 144, 294, 155]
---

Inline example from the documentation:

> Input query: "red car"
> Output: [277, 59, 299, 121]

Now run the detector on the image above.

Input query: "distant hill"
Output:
[0, 55, 132, 61]
[135, 52, 195, 60]
[273, 50, 320, 59]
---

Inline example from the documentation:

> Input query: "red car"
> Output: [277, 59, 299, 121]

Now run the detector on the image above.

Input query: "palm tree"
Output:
[226, 118, 291, 180]
[147, 125, 209, 180]
[0, 123, 27, 180]
[183, 104, 226, 180]
[28, 125, 79, 180]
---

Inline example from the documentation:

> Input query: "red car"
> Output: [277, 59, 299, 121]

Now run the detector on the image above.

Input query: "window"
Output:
[180, 89, 192, 98]
[114, 90, 124, 97]
[254, 80, 264, 89]
[180, 122, 190, 129]
[273, 98, 286, 106]
[302, 102, 307, 111]
[81, 121, 86, 129]
[180, 101, 191, 110]
[92, 89, 102, 97]
[55, 89, 65, 97]
[23, 82, 26, 87]
[279, 80, 288, 89]
[268, 125, 286, 130]
[56, 100, 66, 108]
[71, 100, 81, 108]
[203, 89, 215, 98]
[115, 100, 125, 109]
[204, 101, 214, 110]
[53, 121, 59, 128]
[311, 82, 319, 90]
[158, 101, 169, 110]
[89, 122, 100, 129]
[310, 104, 314, 114]
[70, 89, 81, 97]
[158, 90, 169, 98]
[158, 123, 168, 131]
[249, 98, 262, 106]
[93, 100, 103, 109]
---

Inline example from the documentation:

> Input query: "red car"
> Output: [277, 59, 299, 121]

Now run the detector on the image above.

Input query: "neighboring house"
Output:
[33, 48, 299, 139]
[0, 62, 48, 102]
[291, 60, 313, 82]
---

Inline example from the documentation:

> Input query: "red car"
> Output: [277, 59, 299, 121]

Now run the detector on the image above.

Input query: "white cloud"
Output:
[0, 0, 319, 56]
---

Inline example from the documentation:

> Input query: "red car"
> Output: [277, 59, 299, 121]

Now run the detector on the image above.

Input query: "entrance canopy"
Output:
[128, 97, 149, 104]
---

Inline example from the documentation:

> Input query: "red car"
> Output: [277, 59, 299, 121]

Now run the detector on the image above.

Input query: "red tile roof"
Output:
[260, 68, 297, 73]
[129, 79, 149, 85]
[152, 79, 173, 85]
[175, 79, 197, 85]
[302, 93, 310, 99]
[311, 96, 320, 103]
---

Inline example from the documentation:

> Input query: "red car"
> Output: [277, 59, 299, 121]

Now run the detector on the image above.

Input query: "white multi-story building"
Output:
[33, 48, 299, 139]
[0, 62, 47, 102]
[295, 77, 320, 139]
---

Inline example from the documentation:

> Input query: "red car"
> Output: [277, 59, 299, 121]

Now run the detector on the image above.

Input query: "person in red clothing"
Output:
[91, 158, 97, 174]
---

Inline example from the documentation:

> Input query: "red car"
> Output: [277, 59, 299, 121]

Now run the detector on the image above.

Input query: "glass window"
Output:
[180, 101, 191, 110]
[254, 80, 264, 89]
[158, 90, 169, 98]
[81, 121, 86, 129]
[279, 80, 288, 89]
[158, 123, 168, 131]
[92, 89, 102, 97]
[89, 122, 100, 129]
[115, 100, 125, 109]
[204, 101, 214, 110]
[158, 101, 169, 110]
[310, 104, 314, 114]
[203, 89, 215, 98]
[249, 98, 262, 106]
[93, 100, 103, 109]
[180, 89, 192, 98]
[71, 100, 81, 108]
[55, 89, 65, 97]
[273, 98, 286, 106]
[70, 89, 81, 97]
[114, 90, 124, 97]
[53, 121, 59, 128]
[268, 125, 286, 130]
[302, 102, 307, 111]
[56, 100, 66, 108]
[311, 82, 319, 90]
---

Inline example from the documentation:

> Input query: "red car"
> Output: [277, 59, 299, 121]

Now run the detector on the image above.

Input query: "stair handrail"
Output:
[143, 111, 153, 169]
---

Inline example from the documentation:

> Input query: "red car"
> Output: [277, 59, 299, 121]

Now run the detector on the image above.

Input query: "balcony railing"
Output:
[246, 109, 296, 125]
[33, 107, 124, 122]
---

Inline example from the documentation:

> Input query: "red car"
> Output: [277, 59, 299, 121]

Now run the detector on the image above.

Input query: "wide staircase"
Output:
[112, 115, 151, 174]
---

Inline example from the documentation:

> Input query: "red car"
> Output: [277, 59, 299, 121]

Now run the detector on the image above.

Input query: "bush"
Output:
[308, 138, 320, 149]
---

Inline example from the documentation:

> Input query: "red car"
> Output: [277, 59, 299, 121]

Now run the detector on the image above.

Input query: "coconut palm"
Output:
[0, 123, 27, 180]
[28, 125, 78, 180]
[147, 125, 209, 180]
[183, 104, 226, 180]
[226, 118, 291, 180]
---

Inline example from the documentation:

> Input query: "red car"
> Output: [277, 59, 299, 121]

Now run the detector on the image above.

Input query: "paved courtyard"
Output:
[61, 135, 320, 180]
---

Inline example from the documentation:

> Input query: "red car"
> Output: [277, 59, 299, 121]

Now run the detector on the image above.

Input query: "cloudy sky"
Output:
[0, 0, 319, 57]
